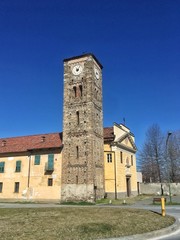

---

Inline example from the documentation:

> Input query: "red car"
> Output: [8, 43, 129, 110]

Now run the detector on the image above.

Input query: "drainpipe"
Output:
[113, 151, 117, 200]
[27, 154, 31, 188]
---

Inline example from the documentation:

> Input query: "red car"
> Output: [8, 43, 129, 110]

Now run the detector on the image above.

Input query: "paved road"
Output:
[150, 207, 180, 240]
[128, 201, 180, 240]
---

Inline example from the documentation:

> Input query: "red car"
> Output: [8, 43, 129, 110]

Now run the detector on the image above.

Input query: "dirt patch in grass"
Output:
[0, 207, 175, 240]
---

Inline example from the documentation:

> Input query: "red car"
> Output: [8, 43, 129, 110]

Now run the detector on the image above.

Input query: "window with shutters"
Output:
[14, 182, 20, 193]
[46, 154, 54, 171]
[34, 155, 41, 165]
[15, 161, 21, 172]
[0, 162, 5, 173]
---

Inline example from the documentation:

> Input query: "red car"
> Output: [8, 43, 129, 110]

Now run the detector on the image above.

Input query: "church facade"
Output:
[0, 54, 137, 202]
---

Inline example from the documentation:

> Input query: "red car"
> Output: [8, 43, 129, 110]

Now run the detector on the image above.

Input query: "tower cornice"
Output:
[63, 53, 103, 69]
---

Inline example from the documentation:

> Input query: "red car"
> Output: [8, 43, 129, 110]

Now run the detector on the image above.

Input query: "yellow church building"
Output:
[104, 123, 137, 199]
[0, 53, 138, 202]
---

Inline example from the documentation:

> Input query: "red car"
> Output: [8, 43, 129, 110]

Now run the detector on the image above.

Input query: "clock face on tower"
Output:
[72, 64, 83, 75]
[94, 67, 100, 79]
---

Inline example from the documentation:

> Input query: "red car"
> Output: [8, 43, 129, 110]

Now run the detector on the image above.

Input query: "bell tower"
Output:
[61, 53, 104, 202]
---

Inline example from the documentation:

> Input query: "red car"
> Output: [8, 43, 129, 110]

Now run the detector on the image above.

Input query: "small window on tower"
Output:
[76, 146, 79, 158]
[73, 86, 77, 97]
[79, 85, 82, 97]
[76, 111, 80, 125]
[76, 175, 78, 184]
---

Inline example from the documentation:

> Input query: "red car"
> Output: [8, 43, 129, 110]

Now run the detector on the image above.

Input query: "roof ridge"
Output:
[0, 132, 62, 140]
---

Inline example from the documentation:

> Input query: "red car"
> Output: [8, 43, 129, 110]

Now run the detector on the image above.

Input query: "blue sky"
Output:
[0, 0, 179, 150]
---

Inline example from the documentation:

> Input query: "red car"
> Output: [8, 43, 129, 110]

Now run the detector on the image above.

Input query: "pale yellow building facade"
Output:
[0, 133, 63, 202]
[104, 123, 137, 198]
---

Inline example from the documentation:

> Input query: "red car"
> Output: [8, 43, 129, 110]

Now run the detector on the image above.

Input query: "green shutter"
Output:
[34, 155, 40, 165]
[0, 162, 5, 173]
[16, 161, 21, 172]
[48, 154, 54, 170]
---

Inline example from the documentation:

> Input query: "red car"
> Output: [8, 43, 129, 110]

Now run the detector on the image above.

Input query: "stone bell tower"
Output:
[61, 53, 104, 202]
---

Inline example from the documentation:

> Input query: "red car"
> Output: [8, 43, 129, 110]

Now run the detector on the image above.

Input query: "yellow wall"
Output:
[0, 151, 62, 202]
[104, 144, 115, 193]
[104, 124, 137, 198]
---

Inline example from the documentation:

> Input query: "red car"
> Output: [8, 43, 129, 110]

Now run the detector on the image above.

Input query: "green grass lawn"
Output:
[96, 194, 153, 205]
[0, 207, 175, 240]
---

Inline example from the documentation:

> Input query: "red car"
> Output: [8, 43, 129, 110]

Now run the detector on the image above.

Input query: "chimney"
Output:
[2, 140, 6, 147]
[41, 136, 45, 142]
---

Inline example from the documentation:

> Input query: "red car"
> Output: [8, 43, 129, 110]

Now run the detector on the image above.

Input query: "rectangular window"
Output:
[47, 154, 54, 170]
[15, 161, 21, 172]
[14, 182, 20, 193]
[34, 155, 41, 165]
[120, 151, 123, 163]
[48, 178, 53, 186]
[0, 182, 3, 193]
[0, 162, 5, 173]
[131, 155, 133, 166]
[107, 153, 112, 163]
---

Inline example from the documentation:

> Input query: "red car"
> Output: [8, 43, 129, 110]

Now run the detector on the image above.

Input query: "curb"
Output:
[99, 217, 180, 240]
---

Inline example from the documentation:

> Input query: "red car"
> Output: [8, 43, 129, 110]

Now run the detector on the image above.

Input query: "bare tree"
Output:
[166, 131, 180, 182]
[139, 124, 164, 183]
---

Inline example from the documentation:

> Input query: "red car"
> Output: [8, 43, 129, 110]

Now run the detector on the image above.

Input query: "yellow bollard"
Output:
[161, 197, 166, 217]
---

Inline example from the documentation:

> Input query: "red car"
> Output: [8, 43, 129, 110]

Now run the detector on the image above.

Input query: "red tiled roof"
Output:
[0, 128, 114, 155]
[103, 127, 114, 141]
[0, 133, 63, 154]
